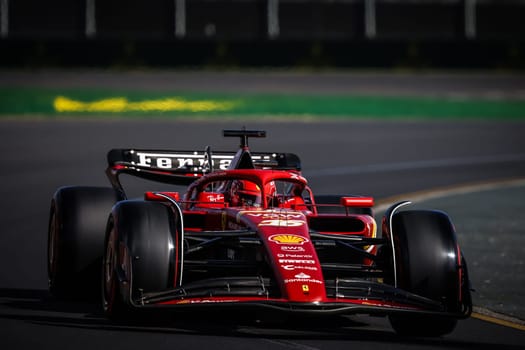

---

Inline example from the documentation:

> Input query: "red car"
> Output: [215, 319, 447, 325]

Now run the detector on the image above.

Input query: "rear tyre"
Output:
[48, 186, 120, 299]
[102, 200, 177, 320]
[385, 210, 461, 337]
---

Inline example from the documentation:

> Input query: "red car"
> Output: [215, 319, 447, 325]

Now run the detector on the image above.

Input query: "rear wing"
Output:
[106, 148, 301, 186]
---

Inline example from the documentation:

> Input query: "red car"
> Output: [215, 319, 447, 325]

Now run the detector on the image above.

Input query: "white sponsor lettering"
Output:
[284, 279, 323, 284]
[259, 219, 304, 227]
[280, 246, 305, 252]
[281, 265, 318, 271]
[294, 273, 311, 279]
[137, 152, 152, 167]
[157, 157, 172, 168]
[277, 253, 313, 259]
[278, 259, 316, 264]
[219, 159, 231, 169]
[207, 194, 221, 202]
[247, 212, 304, 220]
[177, 158, 200, 168]
[289, 173, 306, 182]
[134, 152, 233, 170]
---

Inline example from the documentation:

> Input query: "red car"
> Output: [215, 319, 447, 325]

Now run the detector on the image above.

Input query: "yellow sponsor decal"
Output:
[269, 234, 309, 245]
[53, 96, 239, 113]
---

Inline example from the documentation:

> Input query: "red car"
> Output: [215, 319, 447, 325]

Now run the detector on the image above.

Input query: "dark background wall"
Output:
[1, 0, 524, 69]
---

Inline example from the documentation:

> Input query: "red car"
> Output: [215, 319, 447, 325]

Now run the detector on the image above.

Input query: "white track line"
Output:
[374, 177, 525, 213]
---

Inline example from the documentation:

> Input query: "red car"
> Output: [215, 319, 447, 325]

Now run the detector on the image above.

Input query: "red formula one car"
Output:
[48, 129, 471, 336]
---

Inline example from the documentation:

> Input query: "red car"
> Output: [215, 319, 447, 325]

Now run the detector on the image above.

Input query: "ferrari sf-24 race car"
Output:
[48, 129, 472, 336]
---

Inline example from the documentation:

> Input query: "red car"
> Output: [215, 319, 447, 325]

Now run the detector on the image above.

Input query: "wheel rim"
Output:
[103, 225, 117, 312]
[47, 205, 59, 287]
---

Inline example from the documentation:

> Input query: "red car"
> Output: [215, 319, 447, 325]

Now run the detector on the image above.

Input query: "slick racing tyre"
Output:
[102, 200, 178, 320]
[386, 210, 462, 337]
[48, 186, 121, 299]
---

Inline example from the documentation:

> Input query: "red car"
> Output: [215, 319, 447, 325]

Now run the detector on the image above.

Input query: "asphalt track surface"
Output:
[1, 71, 525, 349]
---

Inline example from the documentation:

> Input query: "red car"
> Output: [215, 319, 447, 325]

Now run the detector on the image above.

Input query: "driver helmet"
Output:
[230, 180, 261, 207]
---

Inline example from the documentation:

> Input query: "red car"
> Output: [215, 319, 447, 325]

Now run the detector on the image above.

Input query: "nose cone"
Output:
[255, 211, 327, 302]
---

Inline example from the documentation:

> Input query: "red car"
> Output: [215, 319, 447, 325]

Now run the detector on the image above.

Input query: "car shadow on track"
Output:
[0, 288, 521, 350]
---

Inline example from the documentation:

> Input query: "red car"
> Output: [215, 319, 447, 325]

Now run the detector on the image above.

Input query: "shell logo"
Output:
[269, 234, 309, 245]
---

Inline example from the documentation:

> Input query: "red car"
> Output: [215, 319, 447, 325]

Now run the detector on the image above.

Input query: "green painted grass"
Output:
[1, 87, 524, 119]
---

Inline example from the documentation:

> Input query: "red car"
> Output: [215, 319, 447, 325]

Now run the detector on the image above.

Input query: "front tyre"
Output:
[102, 200, 178, 320]
[385, 210, 465, 337]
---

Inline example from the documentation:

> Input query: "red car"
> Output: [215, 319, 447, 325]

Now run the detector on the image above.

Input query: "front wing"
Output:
[125, 277, 471, 319]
